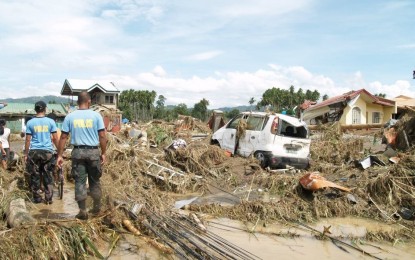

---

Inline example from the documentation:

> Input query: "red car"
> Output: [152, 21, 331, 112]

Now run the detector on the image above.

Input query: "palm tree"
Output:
[248, 97, 255, 111]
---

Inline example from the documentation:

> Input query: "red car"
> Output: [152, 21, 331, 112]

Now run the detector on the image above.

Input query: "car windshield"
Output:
[273, 119, 308, 138]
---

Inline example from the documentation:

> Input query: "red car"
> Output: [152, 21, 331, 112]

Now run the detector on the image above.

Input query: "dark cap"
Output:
[35, 101, 47, 111]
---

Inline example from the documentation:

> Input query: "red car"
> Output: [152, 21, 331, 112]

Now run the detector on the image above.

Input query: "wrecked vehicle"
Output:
[211, 112, 311, 169]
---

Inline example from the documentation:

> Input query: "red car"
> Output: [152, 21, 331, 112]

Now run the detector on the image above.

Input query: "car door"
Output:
[238, 115, 266, 157]
[222, 114, 243, 154]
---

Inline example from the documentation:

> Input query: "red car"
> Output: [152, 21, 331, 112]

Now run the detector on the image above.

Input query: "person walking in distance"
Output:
[0, 119, 11, 170]
[25, 101, 59, 204]
[57, 91, 107, 220]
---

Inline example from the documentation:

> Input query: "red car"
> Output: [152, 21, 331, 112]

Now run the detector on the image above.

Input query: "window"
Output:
[352, 107, 361, 124]
[246, 116, 265, 131]
[372, 112, 380, 123]
[227, 115, 243, 129]
[270, 117, 279, 134]
[105, 95, 114, 104]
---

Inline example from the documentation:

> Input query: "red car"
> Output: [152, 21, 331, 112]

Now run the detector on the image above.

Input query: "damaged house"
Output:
[302, 89, 397, 127]
[61, 79, 122, 132]
[392, 95, 415, 118]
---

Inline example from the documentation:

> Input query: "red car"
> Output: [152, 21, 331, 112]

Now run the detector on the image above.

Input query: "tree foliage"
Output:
[191, 98, 210, 121]
[322, 94, 329, 101]
[374, 93, 386, 98]
[154, 95, 166, 119]
[248, 97, 255, 110]
[119, 89, 157, 121]
[225, 109, 240, 120]
[171, 103, 190, 118]
[257, 86, 320, 114]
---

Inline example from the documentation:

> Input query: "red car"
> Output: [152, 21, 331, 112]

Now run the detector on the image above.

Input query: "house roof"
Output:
[393, 95, 415, 107]
[0, 103, 68, 116]
[394, 95, 413, 100]
[61, 79, 120, 96]
[305, 89, 395, 112]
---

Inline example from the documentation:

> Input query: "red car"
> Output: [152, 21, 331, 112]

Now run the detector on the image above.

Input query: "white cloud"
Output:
[216, 0, 312, 17]
[100, 0, 164, 24]
[368, 80, 415, 98]
[98, 65, 344, 108]
[152, 65, 167, 77]
[3, 65, 414, 108]
[348, 71, 415, 99]
[187, 51, 223, 61]
[397, 44, 415, 49]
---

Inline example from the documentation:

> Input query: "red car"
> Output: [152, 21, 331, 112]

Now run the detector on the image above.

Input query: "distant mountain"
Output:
[0, 95, 70, 104]
[164, 105, 260, 112]
[214, 105, 257, 112]
[164, 105, 257, 112]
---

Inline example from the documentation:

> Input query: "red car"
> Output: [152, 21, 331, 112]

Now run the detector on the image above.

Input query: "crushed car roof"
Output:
[240, 111, 306, 127]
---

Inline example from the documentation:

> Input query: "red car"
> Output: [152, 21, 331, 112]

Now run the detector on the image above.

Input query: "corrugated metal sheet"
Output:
[0, 103, 68, 116]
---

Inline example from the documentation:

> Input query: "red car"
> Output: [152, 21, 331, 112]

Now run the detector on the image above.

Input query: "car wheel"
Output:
[254, 151, 267, 168]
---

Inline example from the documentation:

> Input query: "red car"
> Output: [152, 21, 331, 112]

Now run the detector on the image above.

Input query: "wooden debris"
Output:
[122, 219, 141, 236]
[7, 198, 36, 227]
[190, 213, 207, 232]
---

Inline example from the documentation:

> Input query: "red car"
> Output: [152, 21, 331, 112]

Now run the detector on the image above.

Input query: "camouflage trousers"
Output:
[71, 148, 102, 202]
[27, 150, 55, 202]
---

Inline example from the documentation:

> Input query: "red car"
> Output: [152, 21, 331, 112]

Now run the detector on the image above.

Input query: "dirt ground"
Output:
[1, 119, 415, 259]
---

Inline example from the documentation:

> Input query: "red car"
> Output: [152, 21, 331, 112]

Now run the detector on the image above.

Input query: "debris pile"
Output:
[1, 114, 415, 259]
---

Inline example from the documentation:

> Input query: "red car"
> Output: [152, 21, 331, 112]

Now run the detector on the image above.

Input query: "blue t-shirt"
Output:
[62, 109, 105, 146]
[26, 116, 58, 152]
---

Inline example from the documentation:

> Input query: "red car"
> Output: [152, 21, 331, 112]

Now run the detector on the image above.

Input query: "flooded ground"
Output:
[7, 131, 415, 260]
[207, 218, 415, 260]
[29, 183, 79, 220]
[21, 164, 415, 260]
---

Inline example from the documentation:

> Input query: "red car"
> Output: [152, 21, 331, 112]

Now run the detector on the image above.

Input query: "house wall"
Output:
[382, 106, 395, 122]
[90, 91, 118, 109]
[366, 103, 382, 123]
[340, 95, 394, 125]
[97, 93, 118, 109]
[341, 96, 367, 125]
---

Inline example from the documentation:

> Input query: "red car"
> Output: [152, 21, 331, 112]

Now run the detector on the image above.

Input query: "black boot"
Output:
[89, 199, 101, 215]
[76, 200, 88, 220]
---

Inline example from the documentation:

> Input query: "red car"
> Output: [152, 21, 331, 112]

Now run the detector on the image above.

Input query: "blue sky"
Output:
[0, 0, 414, 108]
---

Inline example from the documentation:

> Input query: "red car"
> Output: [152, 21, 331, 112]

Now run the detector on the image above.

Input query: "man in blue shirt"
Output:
[57, 91, 107, 220]
[25, 101, 59, 204]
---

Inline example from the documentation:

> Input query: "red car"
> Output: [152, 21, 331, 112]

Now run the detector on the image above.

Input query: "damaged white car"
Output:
[211, 112, 311, 169]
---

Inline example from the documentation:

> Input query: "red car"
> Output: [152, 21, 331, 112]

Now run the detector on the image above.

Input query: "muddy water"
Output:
[29, 183, 79, 219]
[26, 184, 415, 259]
[208, 218, 415, 260]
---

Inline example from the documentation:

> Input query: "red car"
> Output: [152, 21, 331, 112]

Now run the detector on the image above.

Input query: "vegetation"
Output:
[119, 89, 157, 121]
[257, 86, 320, 114]
[225, 109, 240, 120]
[115, 85, 326, 122]
[375, 93, 386, 98]
[154, 95, 166, 119]
[191, 98, 210, 121]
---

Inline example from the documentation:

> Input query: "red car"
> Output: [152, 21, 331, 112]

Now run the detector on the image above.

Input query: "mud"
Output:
[29, 183, 78, 220]
[208, 218, 415, 260]
[2, 119, 415, 259]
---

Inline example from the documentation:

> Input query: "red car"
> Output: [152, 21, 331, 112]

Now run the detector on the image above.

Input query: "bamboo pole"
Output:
[308, 123, 383, 131]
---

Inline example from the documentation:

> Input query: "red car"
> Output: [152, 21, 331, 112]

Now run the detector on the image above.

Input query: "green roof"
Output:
[0, 103, 68, 116]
